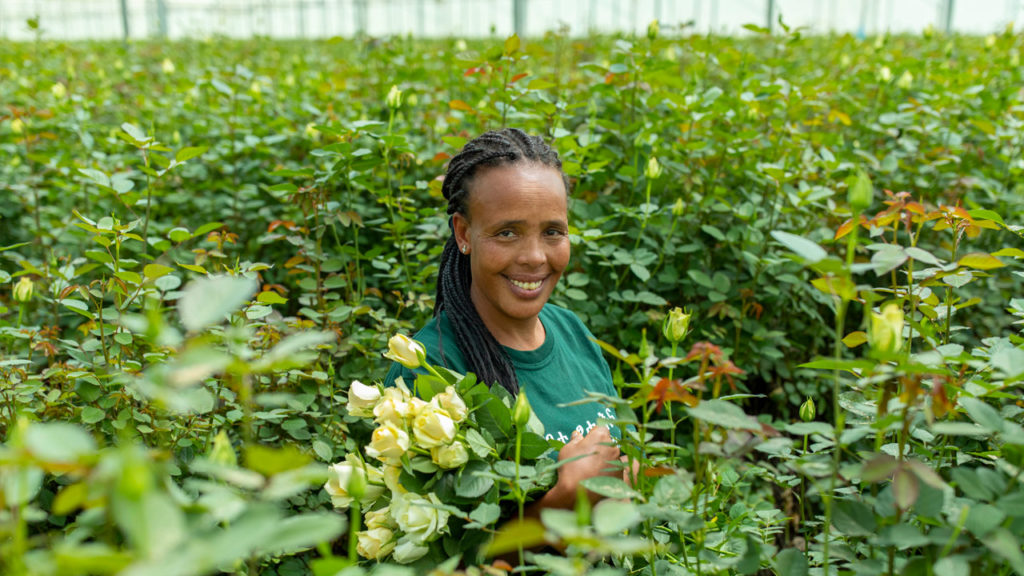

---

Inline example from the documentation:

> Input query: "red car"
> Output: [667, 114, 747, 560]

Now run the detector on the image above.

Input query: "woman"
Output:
[385, 128, 622, 510]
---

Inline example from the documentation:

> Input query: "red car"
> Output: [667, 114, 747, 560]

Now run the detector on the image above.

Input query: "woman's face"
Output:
[452, 163, 570, 338]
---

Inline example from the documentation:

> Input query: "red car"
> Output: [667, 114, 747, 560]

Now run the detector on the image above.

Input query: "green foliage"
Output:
[2, 23, 1024, 575]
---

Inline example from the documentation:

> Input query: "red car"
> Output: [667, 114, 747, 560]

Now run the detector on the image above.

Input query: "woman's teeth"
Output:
[510, 278, 541, 290]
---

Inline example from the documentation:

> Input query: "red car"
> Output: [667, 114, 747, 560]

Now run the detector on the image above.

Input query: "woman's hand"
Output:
[526, 426, 621, 514]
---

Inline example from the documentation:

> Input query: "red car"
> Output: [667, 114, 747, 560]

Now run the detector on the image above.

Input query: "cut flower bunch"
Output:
[324, 335, 560, 565]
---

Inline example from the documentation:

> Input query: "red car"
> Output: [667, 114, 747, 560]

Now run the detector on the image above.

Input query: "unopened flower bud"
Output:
[512, 389, 531, 429]
[645, 156, 663, 180]
[848, 170, 873, 212]
[13, 277, 33, 303]
[896, 70, 913, 89]
[386, 85, 403, 110]
[877, 66, 892, 83]
[662, 307, 692, 343]
[161, 58, 175, 74]
[647, 19, 659, 40]
[799, 398, 816, 422]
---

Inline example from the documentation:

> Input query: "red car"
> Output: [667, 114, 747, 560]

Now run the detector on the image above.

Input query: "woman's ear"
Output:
[452, 213, 470, 254]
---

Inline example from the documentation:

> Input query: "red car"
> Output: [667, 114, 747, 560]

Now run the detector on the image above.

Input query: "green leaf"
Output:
[484, 518, 545, 557]
[455, 461, 493, 499]
[257, 291, 288, 305]
[519, 432, 552, 460]
[178, 275, 258, 332]
[193, 222, 225, 237]
[81, 406, 105, 424]
[933, 556, 970, 576]
[831, 498, 877, 536]
[871, 244, 908, 275]
[264, 513, 346, 555]
[579, 476, 640, 499]
[168, 227, 191, 242]
[982, 528, 1024, 575]
[143, 264, 174, 279]
[175, 146, 208, 163]
[25, 422, 96, 463]
[467, 502, 501, 528]
[774, 548, 808, 576]
[592, 500, 641, 536]
[465, 428, 493, 459]
[959, 397, 1004, 434]
[770, 230, 827, 264]
[686, 399, 760, 430]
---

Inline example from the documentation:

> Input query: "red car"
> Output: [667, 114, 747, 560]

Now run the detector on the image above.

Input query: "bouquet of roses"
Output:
[324, 334, 558, 565]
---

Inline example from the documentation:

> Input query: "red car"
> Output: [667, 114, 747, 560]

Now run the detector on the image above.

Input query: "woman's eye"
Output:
[497, 230, 515, 238]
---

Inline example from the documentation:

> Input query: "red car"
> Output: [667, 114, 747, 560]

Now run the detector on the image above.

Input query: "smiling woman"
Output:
[384, 128, 624, 511]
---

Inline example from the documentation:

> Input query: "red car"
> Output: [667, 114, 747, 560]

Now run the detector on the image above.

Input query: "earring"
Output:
[461, 245, 468, 254]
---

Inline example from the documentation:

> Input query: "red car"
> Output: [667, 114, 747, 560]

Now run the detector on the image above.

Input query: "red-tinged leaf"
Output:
[893, 467, 919, 510]
[268, 220, 295, 233]
[449, 99, 473, 112]
[905, 201, 926, 215]
[647, 378, 700, 413]
[643, 466, 677, 477]
[860, 454, 899, 483]
[604, 72, 616, 84]
[284, 255, 305, 268]
[463, 67, 479, 76]
[432, 151, 452, 163]
[905, 459, 947, 489]
[958, 253, 1004, 270]
[835, 218, 855, 240]
[509, 72, 528, 84]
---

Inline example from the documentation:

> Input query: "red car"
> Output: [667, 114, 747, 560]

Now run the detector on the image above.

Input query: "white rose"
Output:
[391, 492, 451, 544]
[411, 406, 456, 449]
[356, 527, 396, 560]
[383, 334, 423, 369]
[365, 422, 411, 465]
[365, 505, 394, 530]
[374, 387, 411, 426]
[382, 465, 407, 495]
[432, 386, 468, 423]
[431, 441, 469, 469]
[347, 380, 381, 418]
[391, 535, 429, 564]
[323, 453, 385, 509]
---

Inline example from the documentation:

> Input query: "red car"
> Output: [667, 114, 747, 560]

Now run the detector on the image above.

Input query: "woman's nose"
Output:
[516, 235, 546, 266]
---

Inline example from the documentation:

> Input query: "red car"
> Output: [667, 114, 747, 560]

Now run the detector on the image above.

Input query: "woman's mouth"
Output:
[508, 277, 543, 291]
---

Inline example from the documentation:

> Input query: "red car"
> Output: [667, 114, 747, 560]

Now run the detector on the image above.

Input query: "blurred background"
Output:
[1, 0, 1020, 40]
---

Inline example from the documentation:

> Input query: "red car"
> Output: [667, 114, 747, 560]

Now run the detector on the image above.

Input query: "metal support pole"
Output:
[120, 0, 130, 40]
[155, 0, 168, 38]
[513, 0, 526, 37]
[942, 0, 955, 33]
[766, 0, 775, 32]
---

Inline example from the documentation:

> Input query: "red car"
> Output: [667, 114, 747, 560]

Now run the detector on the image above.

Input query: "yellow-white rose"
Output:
[382, 465, 407, 495]
[869, 302, 904, 355]
[323, 453, 384, 509]
[383, 334, 424, 369]
[373, 387, 411, 425]
[432, 386, 467, 423]
[356, 527, 396, 560]
[392, 535, 429, 563]
[392, 492, 450, 544]
[365, 422, 411, 465]
[411, 406, 456, 448]
[347, 380, 381, 418]
[431, 441, 469, 469]
[365, 505, 394, 530]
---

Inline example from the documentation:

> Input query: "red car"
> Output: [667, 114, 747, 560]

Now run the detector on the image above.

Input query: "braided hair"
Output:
[436, 128, 570, 395]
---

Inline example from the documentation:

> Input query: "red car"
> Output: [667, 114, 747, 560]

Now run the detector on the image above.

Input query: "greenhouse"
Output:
[2, 1, 1023, 575]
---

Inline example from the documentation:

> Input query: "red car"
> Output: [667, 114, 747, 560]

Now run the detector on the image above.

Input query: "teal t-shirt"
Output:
[384, 304, 619, 444]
